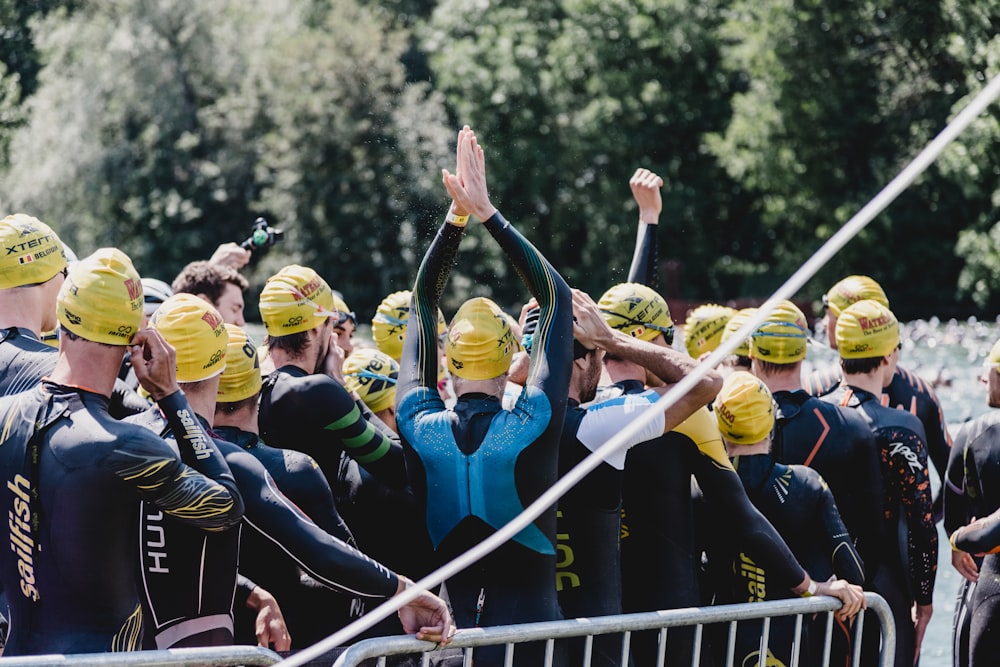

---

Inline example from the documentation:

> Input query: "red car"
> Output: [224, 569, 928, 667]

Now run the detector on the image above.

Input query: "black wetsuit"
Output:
[706, 454, 864, 667]
[772, 390, 884, 574]
[944, 411, 1000, 667]
[612, 389, 809, 664]
[396, 212, 573, 667]
[0, 382, 244, 655]
[259, 365, 407, 491]
[0, 327, 148, 416]
[218, 425, 397, 649]
[832, 385, 937, 667]
[131, 411, 401, 650]
[557, 391, 666, 667]
[807, 363, 952, 519]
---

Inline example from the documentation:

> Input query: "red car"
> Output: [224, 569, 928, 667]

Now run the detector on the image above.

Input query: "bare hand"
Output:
[441, 126, 497, 222]
[247, 586, 291, 651]
[209, 242, 252, 270]
[130, 329, 180, 401]
[815, 579, 866, 622]
[952, 549, 980, 582]
[571, 289, 614, 351]
[396, 580, 457, 647]
[321, 330, 347, 383]
[912, 602, 932, 665]
[629, 168, 664, 224]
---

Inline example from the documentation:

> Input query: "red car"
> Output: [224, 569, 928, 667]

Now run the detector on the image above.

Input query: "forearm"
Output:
[626, 221, 658, 288]
[400, 220, 463, 395]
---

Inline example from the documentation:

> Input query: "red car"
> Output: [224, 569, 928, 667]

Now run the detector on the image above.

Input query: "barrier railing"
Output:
[0, 644, 283, 667]
[329, 593, 894, 667]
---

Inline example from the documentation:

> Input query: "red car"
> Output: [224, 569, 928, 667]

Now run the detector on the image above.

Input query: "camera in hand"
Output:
[240, 217, 284, 252]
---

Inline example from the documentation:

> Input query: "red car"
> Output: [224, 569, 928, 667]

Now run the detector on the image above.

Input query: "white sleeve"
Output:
[576, 390, 665, 469]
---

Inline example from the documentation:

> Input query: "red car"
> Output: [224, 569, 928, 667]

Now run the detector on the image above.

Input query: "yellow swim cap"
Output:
[986, 338, 1000, 369]
[218, 324, 261, 403]
[0, 214, 67, 289]
[58, 248, 143, 346]
[751, 301, 809, 363]
[151, 293, 228, 383]
[835, 299, 899, 359]
[259, 265, 337, 337]
[721, 307, 758, 358]
[713, 371, 775, 445]
[824, 275, 888, 318]
[683, 304, 737, 358]
[343, 347, 399, 413]
[597, 283, 674, 343]
[372, 290, 446, 360]
[446, 297, 517, 380]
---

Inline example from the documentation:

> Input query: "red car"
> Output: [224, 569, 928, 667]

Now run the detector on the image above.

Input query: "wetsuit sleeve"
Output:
[279, 449, 356, 543]
[887, 429, 938, 605]
[236, 574, 258, 608]
[944, 427, 969, 535]
[225, 445, 399, 598]
[693, 453, 807, 591]
[811, 471, 865, 585]
[398, 220, 464, 399]
[921, 384, 952, 484]
[482, 212, 573, 408]
[626, 221, 658, 289]
[952, 509, 1000, 554]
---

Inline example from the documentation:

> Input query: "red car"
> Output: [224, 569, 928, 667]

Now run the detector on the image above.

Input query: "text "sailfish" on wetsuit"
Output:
[8, 474, 39, 601]
[176, 409, 211, 461]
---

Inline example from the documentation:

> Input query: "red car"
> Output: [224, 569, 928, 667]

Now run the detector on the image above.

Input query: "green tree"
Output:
[421, 0, 741, 310]
[0, 0, 452, 320]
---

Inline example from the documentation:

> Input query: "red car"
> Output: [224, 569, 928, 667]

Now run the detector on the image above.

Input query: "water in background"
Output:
[807, 316, 1000, 667]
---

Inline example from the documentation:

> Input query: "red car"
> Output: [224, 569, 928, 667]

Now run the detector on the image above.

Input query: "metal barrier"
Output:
[329, 593, 894, 667]
[0, 645, 283, 667]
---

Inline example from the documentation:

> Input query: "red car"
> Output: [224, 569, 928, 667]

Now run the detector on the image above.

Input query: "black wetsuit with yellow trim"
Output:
[807, 362, 952, 519]
[706, 454, 864, 667]
[258, 365, 407, 491]
[557, 390, 667, 667]
[944, 410, 1000, 667]
[0, 382, 244, 656]
[612, 384, 808, 665]
[830, 384, 937, 667]
[396, 212, 573, 667]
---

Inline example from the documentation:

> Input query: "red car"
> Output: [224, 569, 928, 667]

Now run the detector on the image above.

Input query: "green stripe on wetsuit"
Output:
[325, 405, 391, 464]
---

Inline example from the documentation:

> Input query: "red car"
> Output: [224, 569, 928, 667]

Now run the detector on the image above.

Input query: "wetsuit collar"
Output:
[213, 425, 258, 450]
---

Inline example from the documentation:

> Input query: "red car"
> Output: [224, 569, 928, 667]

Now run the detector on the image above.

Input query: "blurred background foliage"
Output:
[2, 0, 1000, 323]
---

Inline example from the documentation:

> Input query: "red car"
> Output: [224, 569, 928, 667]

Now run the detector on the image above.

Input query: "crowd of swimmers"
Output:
[0, 124, 995, 667]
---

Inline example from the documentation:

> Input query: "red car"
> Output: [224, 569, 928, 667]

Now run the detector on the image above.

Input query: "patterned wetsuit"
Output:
[944, 411, 1000, 667]
[706, 454, 864, 667]
[396, 212, 573, 667]
[132, 412, 400, 650]
[0, 383, 244, 655]
[832, 385, 937, 667]
[807, 362, 952, 518]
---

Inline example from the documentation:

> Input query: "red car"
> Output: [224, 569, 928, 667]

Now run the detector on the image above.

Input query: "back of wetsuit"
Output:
[0, 383, 243, 656]
[772, 389, 884, 581]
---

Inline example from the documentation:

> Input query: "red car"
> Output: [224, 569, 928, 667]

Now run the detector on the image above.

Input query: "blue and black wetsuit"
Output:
[259, 366, 407, 490]
[396, 212, 573, 667]
[944, 411, 1000, 667]
[705, 454, 864, 667]
[833, 385, 937, 667]
[0, 382, 244, 656]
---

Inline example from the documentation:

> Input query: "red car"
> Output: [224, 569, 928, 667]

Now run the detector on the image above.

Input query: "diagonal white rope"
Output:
[276, 70, 1000, 667]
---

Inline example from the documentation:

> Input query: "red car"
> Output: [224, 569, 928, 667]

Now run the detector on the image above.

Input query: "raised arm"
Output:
[626, 168, 663, 288]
